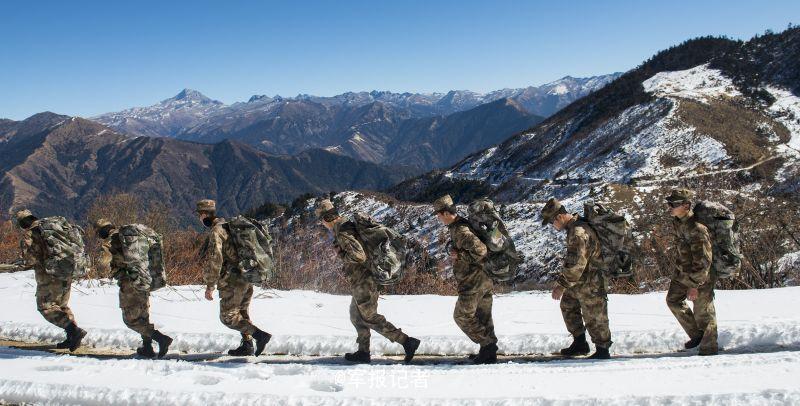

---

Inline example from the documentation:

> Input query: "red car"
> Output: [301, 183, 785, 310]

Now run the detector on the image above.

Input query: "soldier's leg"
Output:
[351, 277, 407, 346]
[36, 277, 75, 329]
[119, 280, 156, 338]
[578, 287, 612, 349]
[694, 281, 718, 352]
[474, 282, 498, 345]
[666, 279, 702, 339]
[454, 289, 494, 345]
[349, 296, 372, 352]
[218, 276, 257, 336]
[559, 288, 586, 338]
[239, 283, 255, 340]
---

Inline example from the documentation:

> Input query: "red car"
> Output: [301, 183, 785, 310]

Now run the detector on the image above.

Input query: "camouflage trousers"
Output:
[218, 272, 257, 338]
[454, 276, 497, 347]
[666, 277, 718, 353]
[35, 270, 75, 329]
[560, 278, 612, 349]
[349, 268, 408, 352]
[118, 278, 155, 338]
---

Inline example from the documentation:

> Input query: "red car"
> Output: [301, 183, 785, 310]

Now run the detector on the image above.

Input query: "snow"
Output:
[643, 64, 741, 102]
[765, 86, 800, 151]
[2, 270, 800, 404]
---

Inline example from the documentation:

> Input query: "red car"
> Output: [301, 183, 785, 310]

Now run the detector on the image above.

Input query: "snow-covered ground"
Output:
[2, 270, 800, 404]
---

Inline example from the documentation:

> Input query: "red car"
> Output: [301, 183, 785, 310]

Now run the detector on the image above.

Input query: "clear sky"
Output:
[1, 0, 797, 120]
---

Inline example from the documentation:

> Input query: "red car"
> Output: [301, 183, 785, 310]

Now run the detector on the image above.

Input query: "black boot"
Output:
[684, 334, 703, 350]
[344, 350, 371, 364]
[473, 343, 498, 365]
[560, 333, 590, 356]
[55, 329, 71, 349]
[65, 323, 87, 352]
[136, 337, 156, 358]
[151, 331, 173, 359]
[402, 337, 421, 363]
[253, 329, 271, 357]
[228, 337, 254, 356]
[588, 346, 611, 360]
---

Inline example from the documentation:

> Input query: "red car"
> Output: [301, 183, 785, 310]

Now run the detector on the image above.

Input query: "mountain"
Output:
[93, 74, 618, 171]
[0, 114, 411, 222]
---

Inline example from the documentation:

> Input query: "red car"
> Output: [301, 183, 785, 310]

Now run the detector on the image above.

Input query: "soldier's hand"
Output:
[552, 286, 564, 301]
[205, 287, 215, 301]
[687, 288, 699, 301]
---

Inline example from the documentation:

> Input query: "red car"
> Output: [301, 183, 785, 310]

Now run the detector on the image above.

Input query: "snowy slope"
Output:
[2, 270, 800, 404]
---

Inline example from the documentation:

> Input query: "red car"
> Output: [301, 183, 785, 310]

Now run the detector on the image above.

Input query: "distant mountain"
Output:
[93, 74, 619, 171]
[0, 114, 411, 222]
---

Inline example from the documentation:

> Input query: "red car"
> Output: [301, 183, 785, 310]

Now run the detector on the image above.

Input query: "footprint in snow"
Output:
[310, 380, 344, 393]
[35, 365, 73, 372]
[193, 375, 222, 385]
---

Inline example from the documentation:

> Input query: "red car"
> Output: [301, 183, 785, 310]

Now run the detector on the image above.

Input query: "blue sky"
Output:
[1, 0, 797, 120]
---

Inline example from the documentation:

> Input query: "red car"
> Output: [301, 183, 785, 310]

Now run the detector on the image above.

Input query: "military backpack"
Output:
[576, 202, 634, 278]
[693, 201, 742, 278]
[224, 216, 276, 285]
[466, 198, 523, 282]
[351, 212, 410, 285]
[33, 216, 90, 279]
[117, 224, 166, 291]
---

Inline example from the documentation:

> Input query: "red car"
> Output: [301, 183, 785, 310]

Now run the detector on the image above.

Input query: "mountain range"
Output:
[0, 113, 411, 221]
[94, 74, 620, 170]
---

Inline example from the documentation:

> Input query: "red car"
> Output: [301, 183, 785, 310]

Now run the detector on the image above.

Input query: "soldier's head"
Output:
[196, 199, 217, 228]
[14, 209, 37, 230]
[541, 198, 571, 231]
[665, 188, 693, 218]
[433, 195, 457, 225]
[314, 199, 339, 230]
[93, 218, 115, 240]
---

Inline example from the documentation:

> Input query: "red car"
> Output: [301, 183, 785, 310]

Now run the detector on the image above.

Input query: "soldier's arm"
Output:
[96, 240, 113, 276]
[19, 232, 41, 268]
[454, 225, 487, 262]
[685, 224, 713, 288]
[557, 227, 589, 289]
[202, 225, 226, 289]
[336, 231, 367, 264]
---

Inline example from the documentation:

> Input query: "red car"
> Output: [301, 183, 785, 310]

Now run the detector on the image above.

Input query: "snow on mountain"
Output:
[2, 270, 800, 404]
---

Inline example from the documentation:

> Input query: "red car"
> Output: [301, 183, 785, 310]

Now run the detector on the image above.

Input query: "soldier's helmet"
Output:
[432, 195, 455, 215]
[14, 209, 36, 229]
[665, 188, 694, 204]
[314, 199, 336, 219]
[196, 199, 216, 214]
[540, 198, 563, 226]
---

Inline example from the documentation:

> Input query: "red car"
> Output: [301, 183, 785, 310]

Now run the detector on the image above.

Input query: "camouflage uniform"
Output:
[557, 217, 612, 349]
[333, 219, 409, 352]
[666, 196, 717, 353]
[21, 228, 76, 329]
[203, 216, 259, 339]
[430, 194, 498, 348]
[99, 228, 156, 338]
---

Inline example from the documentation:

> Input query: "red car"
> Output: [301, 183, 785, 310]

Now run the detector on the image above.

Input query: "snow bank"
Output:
[2, 271, 800, 357]
[643, 64, 741, 102]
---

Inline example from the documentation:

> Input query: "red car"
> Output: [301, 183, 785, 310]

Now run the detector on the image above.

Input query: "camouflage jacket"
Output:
[671, 211, 713, 288]
[332, 219, 369, 284]
[98, 230, 134, 282]
[201, 217, 237, 289]
[557, 217, 603, 289]
[448, 217, 490, 293]
[19, 227, 44, 272]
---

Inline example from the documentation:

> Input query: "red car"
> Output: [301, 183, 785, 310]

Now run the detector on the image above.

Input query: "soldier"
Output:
[664, 189, 717, 356]
[541, 198, 612, 359]
[432, 195, 498, 364]
[15, 209, 86, 352]
[315, 199, 420, 364]
[197, 199, 272, 357]
[94, 219, 173, 358]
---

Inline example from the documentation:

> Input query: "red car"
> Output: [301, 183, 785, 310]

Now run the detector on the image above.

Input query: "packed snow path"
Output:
[2, 270, 800, 404]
